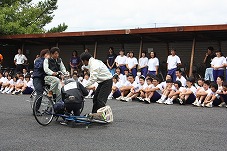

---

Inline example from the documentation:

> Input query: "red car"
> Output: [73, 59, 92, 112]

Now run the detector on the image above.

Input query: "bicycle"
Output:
[32, 94, 112, 127]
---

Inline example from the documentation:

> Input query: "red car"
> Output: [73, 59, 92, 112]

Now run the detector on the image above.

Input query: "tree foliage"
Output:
[0, 0, 68, 35]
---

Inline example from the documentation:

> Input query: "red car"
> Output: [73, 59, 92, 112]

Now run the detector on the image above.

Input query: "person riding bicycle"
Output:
[61, 79, 88, 116]
[43, 47, 67, 98]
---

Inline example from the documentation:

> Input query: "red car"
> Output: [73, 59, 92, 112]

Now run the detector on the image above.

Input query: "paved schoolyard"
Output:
[0, 94, 227, 151]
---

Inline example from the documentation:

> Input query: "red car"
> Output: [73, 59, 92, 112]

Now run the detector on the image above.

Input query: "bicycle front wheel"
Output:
[33, 95, 54, 126]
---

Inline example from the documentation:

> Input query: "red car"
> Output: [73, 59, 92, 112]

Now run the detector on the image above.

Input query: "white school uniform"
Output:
[0, 77, 7, 83]
[186, 86, 197, 96]
[25, 80, 34, 89]
[115, 55, 127, 65]
[113, 81, 121, 89]
[139, 57, 148, 67]
[126, 57, 138, 69]
[167, 55, 181, 70]
[148, 57, 159, 71]
[154, 84, 164, 95]
[14, 54, 27, 65]
[211, 56, 226, 70]
[176, 76, 187, 87]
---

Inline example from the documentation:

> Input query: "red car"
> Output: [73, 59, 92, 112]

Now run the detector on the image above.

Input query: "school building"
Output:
[1, 24, 227, 76]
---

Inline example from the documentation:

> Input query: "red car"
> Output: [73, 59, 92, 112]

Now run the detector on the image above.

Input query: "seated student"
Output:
[178, 77, 197, 104]
[159, 74, 172, 89]
[12, 74, 25, 95]
[192, 80, 212, 106]
[115, 67, 125, 84]
[195, 78, 205, 92]
[156, 79, 173, 104]
[175, 69, 186, 87]
[0, 71, 7, 92]
[218, 82, 227, 108]
[142, 77, 153, 102]
[6, 76, 18, 94]
[116, 73, 137, 101]
[121, 68, 129, 85]
[1, 74, 13, 94]
[135, 70, 142, 84]
[20, 74, 34, 95]
[165, 80, 184, 105]
[22, 68, 29, 77]
[202, 83, 221, 107]
[123, 75, 147, 102]
[81, 73, 97, 99]
[144, 77, 163, 104]
[108, 75, 122, 100]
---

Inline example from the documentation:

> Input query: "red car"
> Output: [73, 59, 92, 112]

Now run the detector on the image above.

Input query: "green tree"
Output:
[0, 0, 68, 35]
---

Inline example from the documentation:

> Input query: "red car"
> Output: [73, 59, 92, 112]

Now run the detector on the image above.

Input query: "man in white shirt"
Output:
[14, 49, 28, 73]
[80, 52, 113, 113]
[175, 69, 186, 87]
[167, 49, 181, 82]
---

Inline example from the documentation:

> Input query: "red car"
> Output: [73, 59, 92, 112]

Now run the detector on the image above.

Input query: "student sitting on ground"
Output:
[192, 80, 212, 107]
[218, 82, 227, 108]
[12, 74, 25, 95]
[135, 70, 142, 84]
[156, 79, 173, 104]
[159, 74, 172, 89]
[144, 77, 163, 104]
[0, 71, 7, 91]
[115, 67, 125, 85]
[202, 82, 221, 107]
[116, 73, 137, 101]
[136, 76, 149, 102]
[122, 75, 147, 102]
[121, 68, 130, 85]
[142, 78, 153, 102]
[108, 75, 122, 100]
[81, 73, 97, 99]
[20, 74, 34, 95]
[5, 76, 18, 94]
[1, 74, 13, 94]
[178, 77, 197, 105]
[165, 80, 184, 105]
[175, 69, 186, 87]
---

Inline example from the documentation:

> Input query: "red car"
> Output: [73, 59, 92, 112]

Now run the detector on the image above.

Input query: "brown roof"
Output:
[1, 24, 227, 44]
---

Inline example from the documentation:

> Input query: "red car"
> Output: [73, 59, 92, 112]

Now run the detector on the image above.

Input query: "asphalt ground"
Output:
[0, 94, 227, 151]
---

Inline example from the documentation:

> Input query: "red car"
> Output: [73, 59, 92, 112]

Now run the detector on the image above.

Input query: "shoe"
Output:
[15, 90, 21, 95]
[125, 97, 132, 102]
[121, 97, 128, 101]
[108, 96, 113, 100]
[11, 91, 16, 95]
[179, 99, 184, 105]
[116, 96, 123, 100]
[60, 120, 68, 126]
[201, 103, 205, 107]
[205, 102, 213, 108]
[164, 99, 169, 104]
[144, 98, 151, 104]
[6, 91, 11, 94]
[218, 102, 226, 107]
[157, 99, 165, 104]
[192, 100, 198, 106]
[196, 102, 202, 107]
[166, 99, 173, 105]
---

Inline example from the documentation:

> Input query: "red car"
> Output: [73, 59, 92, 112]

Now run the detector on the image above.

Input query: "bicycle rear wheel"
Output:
[33, 95, 54, 126]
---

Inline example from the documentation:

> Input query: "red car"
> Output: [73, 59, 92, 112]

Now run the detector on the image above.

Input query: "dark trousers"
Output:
[64, 103, 82, 116]
[33, 78, 44, 111]
[16, 64, 25, 73]
[168, 68, 177, 82]
[92, 79, 112, 113]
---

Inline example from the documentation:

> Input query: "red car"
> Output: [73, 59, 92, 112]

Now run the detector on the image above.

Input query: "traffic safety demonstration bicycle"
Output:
[30, 71, 113, 127]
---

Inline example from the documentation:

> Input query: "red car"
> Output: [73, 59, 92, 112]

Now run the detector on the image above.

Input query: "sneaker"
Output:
[116, 96, 123, 100]
[15, 90, 22, 95]
[108, 96, 113, 100]
[137, 97, 144, 102]
[121, 97, 128, 101]
[11, 91, 16, 95]
[201, 103, 205, 107]
[192, 100, 198, 106]
[179, 99, 184, 105]
[166, 99, 173, 105]
[125, 97, 132, 102]
[6, 90, 12, 94]
[144, 98, 151, 104]
[218, 102, 226, 107]
[60, 120, 68, 126]
[164, 99, 169, 104]
[205, 102, 213, 108]
[196, 102, 202, 107]
[157, 99, 165, 104]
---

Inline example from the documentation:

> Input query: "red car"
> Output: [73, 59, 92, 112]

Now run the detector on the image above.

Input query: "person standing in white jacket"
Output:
[80, 52, 113, 113]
